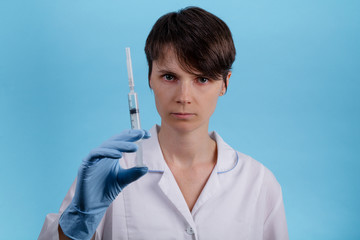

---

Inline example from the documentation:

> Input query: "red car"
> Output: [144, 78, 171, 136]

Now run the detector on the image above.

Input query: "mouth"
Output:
[170, 112, 196, 119]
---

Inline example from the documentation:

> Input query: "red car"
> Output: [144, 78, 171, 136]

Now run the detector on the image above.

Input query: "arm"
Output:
[59, 225, 96, 240]
[58, 225, 71, 240]
[59, 129, 150, 240]
[262, 170, 289, 240]
[263, 190, 288, 240]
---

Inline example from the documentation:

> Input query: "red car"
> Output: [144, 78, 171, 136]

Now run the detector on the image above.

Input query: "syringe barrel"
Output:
[128, 91, 141, 129]
[128, 91, 144, 166]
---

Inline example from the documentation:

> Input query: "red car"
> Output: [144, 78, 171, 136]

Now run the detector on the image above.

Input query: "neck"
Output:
[158, 123, 217, 168]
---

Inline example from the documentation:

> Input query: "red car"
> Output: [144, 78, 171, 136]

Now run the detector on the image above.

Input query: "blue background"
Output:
[1, 0, 359, 239]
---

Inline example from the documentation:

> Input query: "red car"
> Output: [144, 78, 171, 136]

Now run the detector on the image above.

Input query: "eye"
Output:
[163, 74, 175, 81]
[197, 77, 209, 84]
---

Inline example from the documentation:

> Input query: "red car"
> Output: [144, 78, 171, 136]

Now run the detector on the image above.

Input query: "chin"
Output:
[162, 119, 207, 134]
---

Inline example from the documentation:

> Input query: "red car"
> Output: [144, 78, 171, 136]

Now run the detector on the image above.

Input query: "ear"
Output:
[225, 71, 231, 90]
[149, 76, 153, 89]
[220, 71, 231, 96]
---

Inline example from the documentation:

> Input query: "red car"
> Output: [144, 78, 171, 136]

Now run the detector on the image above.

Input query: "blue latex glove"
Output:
[59, 129, 150, 240]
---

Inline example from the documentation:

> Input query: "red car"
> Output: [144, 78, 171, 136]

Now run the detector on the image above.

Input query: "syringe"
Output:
[125, 47, 144, 167]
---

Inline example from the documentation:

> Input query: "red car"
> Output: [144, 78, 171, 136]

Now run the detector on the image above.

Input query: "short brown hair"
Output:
[144, 6, 236, 89]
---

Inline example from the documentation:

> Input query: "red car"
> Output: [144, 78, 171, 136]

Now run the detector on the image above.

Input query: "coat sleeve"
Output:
[38, 179, 76, 240]
[38, 179, 106, 240]
[262, 170, 289, 240]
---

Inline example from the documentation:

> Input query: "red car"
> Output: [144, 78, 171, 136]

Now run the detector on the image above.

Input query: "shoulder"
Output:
[213, 131, 281, 188]
[237, 151, 280, 187]
[213, 130, 282, 199]
[235, 151, 284, 210]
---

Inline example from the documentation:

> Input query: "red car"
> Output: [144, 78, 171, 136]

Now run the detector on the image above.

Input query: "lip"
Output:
[171, 112, 196, 119]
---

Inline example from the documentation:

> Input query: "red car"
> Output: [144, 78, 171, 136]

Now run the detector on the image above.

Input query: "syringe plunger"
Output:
[126, 47, 135, 91]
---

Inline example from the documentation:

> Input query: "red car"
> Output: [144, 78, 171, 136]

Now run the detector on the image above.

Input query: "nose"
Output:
[176, 80, 192, 104]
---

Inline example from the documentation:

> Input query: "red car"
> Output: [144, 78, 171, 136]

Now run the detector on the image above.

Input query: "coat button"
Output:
[186, 226, 194, 235]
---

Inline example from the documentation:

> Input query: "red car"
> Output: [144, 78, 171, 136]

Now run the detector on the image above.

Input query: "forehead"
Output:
[154, 46, 202, 75]
[154, 47, 177, 67]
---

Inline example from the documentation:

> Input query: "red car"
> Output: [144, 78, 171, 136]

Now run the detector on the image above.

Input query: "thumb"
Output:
[117, 167, 148, 189]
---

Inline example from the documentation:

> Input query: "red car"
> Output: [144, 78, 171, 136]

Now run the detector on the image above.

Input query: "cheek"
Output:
[153, 89, 168, 116]
[202, 94, 220, 116]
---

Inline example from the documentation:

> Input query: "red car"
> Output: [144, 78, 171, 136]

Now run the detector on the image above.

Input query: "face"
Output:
[149, 48, 230, 133]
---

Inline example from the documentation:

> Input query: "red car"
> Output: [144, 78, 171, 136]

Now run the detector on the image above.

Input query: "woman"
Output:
[39, 7, 288, 240]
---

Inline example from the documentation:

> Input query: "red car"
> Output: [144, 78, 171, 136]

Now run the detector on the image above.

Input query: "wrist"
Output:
[59, 202, 106, 240]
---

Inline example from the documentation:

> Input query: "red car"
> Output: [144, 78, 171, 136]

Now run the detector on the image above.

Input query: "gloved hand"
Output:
[59, 129, 150, 240]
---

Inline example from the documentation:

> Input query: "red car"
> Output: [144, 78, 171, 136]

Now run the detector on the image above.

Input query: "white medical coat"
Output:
[39, 125, 288, 240]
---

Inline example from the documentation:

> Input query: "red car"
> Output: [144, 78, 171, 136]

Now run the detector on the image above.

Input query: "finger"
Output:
[142, 129, 151, 139]
[117, 167, 148, 188]
[100, 141, 138, 153]
[86, 147, 123, 161]
[109, 129, 147, 143]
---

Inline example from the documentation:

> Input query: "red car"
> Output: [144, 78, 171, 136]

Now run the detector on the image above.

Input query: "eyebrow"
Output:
[157, 69, 179, 76]
[157, 68, 209, 79]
